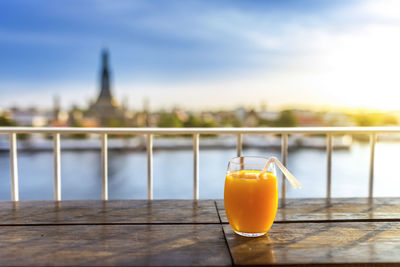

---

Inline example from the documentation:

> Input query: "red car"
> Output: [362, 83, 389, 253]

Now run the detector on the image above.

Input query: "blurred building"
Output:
[243, 110, 259, 127]
[9, 107, 48, 127]
[258, 111, 279, 121]
[173, 108, 189, 122]
[49, 95, 69, 126]
[86, 50, 125, 126]
[323, 112, 354, 126]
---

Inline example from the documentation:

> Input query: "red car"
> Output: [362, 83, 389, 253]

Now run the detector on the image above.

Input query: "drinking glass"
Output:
[224, 156, 278, 237]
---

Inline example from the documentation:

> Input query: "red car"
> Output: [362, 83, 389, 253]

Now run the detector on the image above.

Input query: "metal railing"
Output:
[1, 126, 399, 202]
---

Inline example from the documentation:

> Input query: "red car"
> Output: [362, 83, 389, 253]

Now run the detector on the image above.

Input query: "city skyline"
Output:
[1, 0, 400, 111]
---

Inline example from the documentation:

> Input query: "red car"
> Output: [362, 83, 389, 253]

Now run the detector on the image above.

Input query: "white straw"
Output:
[259, 156, 302, 189]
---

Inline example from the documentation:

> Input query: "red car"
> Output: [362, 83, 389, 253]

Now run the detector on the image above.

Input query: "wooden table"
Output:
[1, 198, 400, 266]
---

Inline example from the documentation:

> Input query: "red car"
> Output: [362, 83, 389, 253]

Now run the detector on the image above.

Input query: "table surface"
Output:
[1, 198, 400, 266]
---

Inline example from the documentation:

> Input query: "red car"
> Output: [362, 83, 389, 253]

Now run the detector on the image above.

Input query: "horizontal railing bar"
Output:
[1, 127, 400, 135]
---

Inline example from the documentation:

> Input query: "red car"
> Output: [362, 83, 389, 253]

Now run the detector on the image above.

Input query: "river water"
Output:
[0, 140, 399, 200]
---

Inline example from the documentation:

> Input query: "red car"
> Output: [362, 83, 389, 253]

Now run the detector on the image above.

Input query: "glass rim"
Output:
[229, 156, 270, 166]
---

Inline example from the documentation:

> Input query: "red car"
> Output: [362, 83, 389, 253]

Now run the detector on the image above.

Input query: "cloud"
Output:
[1, 0, 400, 111]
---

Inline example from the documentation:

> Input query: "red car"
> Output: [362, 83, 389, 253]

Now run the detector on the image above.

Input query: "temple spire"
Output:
[98, 49, 112, 100]
[87, 49, 122, 126]
[102, 50, 108, 70]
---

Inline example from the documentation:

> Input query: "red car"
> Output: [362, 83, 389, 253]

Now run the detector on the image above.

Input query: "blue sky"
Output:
[1, 0, 400, 111]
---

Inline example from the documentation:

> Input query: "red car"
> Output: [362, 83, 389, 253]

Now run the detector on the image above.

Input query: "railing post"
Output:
[236, 134, 243, 157]
[146, 134, 153, 200]
[53, 133, 61, 201]
[101, 134, 108, 200]
[193, 134, 199, 200]
[9, 133, 19, 201]
[369, 133, 376, 199]
[326, 134, 333, 200]
[281, 134, 288, 204]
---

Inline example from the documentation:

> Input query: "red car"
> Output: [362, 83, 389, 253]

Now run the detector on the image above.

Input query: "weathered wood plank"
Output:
[216, 198, 400, 223]
[0, 224, 231, 266]
[224, 222, 400, 266]
[0, 200, 219, 225]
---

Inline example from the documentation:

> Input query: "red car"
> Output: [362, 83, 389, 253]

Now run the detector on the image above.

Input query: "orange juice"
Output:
[224, 170, 278, 235]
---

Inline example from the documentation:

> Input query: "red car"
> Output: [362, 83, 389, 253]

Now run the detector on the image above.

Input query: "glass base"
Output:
[234, 230, 266, 237]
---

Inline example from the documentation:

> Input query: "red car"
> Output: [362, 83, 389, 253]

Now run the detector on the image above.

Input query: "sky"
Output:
[1, 0, 400, 111]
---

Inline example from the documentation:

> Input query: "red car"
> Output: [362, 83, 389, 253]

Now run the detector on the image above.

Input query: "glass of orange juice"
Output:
[224, 156, 278, 237]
